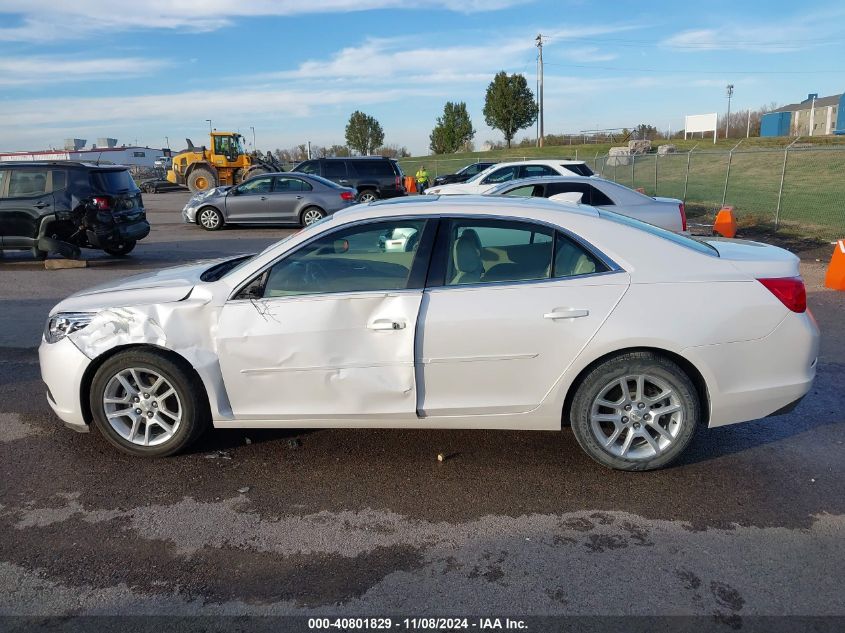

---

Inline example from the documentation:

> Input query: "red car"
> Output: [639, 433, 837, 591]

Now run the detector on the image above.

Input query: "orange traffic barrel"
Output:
[825, 240, 845, 291]
[713, 206, 737, 238]
[404, 176, 417, 193]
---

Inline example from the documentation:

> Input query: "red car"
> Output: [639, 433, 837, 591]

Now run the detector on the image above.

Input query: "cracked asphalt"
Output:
[1, 192, 844, 623]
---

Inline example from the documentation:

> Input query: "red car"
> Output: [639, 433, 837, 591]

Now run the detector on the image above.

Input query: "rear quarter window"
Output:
[564, 163, 594, 177]
[90, 169, 139, 193]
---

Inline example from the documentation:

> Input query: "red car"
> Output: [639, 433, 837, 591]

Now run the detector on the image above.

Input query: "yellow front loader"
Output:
[167, 132, 281, 193]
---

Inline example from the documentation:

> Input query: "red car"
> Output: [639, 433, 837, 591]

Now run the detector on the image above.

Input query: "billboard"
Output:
[684, 113, 718, 143]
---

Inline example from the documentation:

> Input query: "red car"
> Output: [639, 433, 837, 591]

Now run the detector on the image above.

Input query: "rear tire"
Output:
[356, 190, 378, 203]
[89, 349, 209, 457]
[197, 206, 224, 231]
[569, 351, 700, 471]
[103, 240, 136, 256]
[188, 167, 216, 193]
[300, 206, 326, 227]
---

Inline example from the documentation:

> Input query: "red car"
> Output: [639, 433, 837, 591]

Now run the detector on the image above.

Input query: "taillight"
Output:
[92, 196, 112, 210]
[340, 191, 355, 201]
[758, 277, 806, 313]
[679, 202, 687, 232]
[395, 175, 403, 189]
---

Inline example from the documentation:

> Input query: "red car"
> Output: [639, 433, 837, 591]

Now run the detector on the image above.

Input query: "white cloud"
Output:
[0, 56, 170, 86]
[0, 0, 531, 41]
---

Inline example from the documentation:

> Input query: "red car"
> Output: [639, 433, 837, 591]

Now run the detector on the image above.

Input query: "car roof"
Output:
[0, 160, 127, 170]
[486, 174, 615, 189]
[482, 158, 587, 168]
[335, 194, 599, 221]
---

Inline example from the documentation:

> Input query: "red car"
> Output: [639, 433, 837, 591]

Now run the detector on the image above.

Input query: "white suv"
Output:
[426, 159, 594, 195]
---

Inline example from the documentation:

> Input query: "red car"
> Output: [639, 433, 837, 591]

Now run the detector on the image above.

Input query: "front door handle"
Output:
[34, 202, 51, 209]
[260, 196, 268, 201]
[368, 318, 406, 331]
[295, 195, 303, 199]
[544, 308, 590, 320]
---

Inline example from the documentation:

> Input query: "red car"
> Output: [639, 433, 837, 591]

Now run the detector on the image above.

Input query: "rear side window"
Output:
[554, 233, 608, 277]
[90, 169, 139, 193]
[323, 161, 347, 180]
[520, 165, 557, 178]
[545, 182, 613, 206]
[563, 163, 595, 177]
[7, 169, 49, 197]
[598, 209, 718, 256]
[51, 170, 68, 191]
[274, 177, 312, 192]
[349, 160, 394, 178]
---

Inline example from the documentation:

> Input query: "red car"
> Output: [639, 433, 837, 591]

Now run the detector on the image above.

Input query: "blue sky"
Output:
[1, 0, 844, 155]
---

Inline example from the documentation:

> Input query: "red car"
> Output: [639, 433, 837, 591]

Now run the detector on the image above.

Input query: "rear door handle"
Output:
[295, 195, 303, 199]
[368, 318, 406, 331]
[544, 308, 590, 320]
[34, 202, 51, 209]
[260, 196, 268, 201]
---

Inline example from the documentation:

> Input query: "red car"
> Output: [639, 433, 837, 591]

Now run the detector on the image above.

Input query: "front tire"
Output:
[197, 206, 224, 231]
[569, 351, 700, 471]
[89, 349, 209, 457]
[187, 167, 216, 193]
[300, 206, 326, 227]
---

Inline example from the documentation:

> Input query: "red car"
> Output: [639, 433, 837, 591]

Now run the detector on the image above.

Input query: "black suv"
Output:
[432, 161, 498, 186]
[0, 161, 150, 259]
[292, 157, 405, 203]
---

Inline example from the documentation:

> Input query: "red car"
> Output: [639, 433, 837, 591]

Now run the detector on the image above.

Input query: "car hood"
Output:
[49, 259, 230, 315]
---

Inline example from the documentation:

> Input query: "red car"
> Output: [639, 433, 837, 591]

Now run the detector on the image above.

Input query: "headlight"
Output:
[44, 312, 95, 344]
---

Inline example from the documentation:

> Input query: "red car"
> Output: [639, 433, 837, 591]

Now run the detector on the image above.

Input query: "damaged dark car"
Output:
[0, 161, 151, 259]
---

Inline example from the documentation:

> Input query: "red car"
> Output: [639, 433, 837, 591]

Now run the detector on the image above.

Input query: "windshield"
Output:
[598, 209, 719, 256]
[466, 164, 498, 183]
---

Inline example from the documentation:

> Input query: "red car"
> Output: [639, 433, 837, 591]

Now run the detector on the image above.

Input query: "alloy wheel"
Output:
[589, 373, 684, 460]
[199, 208, 219, 229]
[302, 208, 325, 225]
[102, 368, 182, 447]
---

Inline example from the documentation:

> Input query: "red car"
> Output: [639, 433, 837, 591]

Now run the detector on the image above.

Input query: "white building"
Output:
[0, 146, 165, 168]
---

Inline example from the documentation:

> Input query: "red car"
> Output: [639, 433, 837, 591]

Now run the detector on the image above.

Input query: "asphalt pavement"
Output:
[1, 192, 843, 627]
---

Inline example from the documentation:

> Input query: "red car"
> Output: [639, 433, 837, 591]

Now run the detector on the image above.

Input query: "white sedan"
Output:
[39, 196, 819, 470]
[425, 159, 595, 196]
[485, 175, 687, 232]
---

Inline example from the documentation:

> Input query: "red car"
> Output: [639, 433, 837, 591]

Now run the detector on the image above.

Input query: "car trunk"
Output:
[704, 237, 800, 278]
[89, 169, 144, 219]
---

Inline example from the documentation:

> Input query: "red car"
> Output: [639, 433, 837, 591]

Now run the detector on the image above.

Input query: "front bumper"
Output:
[182, 205, 198, 223]
[38, 336, 92, 431]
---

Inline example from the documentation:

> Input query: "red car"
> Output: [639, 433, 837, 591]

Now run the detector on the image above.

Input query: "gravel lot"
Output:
[1, 192, 844, 624]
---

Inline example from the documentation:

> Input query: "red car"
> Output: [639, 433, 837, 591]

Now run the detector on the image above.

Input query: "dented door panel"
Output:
[217, 291, 423, 419]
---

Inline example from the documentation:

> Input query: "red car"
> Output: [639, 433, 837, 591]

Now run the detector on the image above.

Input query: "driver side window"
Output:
[238, 177, 273, 195]
[481, 166, 518, 185]
[252, 220, 429, 298]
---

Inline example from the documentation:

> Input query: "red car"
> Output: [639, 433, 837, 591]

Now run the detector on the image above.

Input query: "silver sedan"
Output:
[182, 172, 357, 230]
[485, 176, 687, 232]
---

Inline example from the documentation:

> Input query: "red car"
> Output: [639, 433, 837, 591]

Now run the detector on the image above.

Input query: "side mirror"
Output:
[230, 187, 240, 196]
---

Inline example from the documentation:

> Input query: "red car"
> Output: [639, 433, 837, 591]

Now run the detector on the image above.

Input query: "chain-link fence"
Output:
[596, 147, 845, 239]
[400, 148, 845, 239]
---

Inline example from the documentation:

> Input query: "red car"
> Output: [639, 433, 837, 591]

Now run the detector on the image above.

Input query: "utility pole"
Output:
[250, 126, 256, 149]
[165, 136, 169, 149]
[724, 84, 734, 138]
[536, 33, 544, 148]
[809, 94, 816, 136]
[746, 110, 751, 138]
[206, 119, 212, 133]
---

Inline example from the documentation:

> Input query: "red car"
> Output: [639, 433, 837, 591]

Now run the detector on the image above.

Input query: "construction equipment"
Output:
[166, 132, 284, 193]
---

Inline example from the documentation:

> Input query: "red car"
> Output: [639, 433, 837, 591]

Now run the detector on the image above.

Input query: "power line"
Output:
[541, 61, 844, 74]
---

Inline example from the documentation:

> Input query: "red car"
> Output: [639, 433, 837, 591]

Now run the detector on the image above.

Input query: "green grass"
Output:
[399, 137, 845, 239]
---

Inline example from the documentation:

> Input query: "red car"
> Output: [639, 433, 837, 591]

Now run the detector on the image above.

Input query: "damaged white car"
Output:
[40, 196, 819, 470]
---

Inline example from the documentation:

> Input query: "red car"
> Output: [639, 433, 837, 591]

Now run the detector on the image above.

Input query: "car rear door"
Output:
[216, 217, 438, 421]
[416, 217, 629, 417]
[0, 167, 54, 248]
[263, 176, 311, 221]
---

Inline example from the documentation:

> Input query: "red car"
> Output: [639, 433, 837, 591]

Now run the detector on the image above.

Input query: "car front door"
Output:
[225, 176, 274, 222]
[216, 218, 437, 421]
[416, 217, 629, 417]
